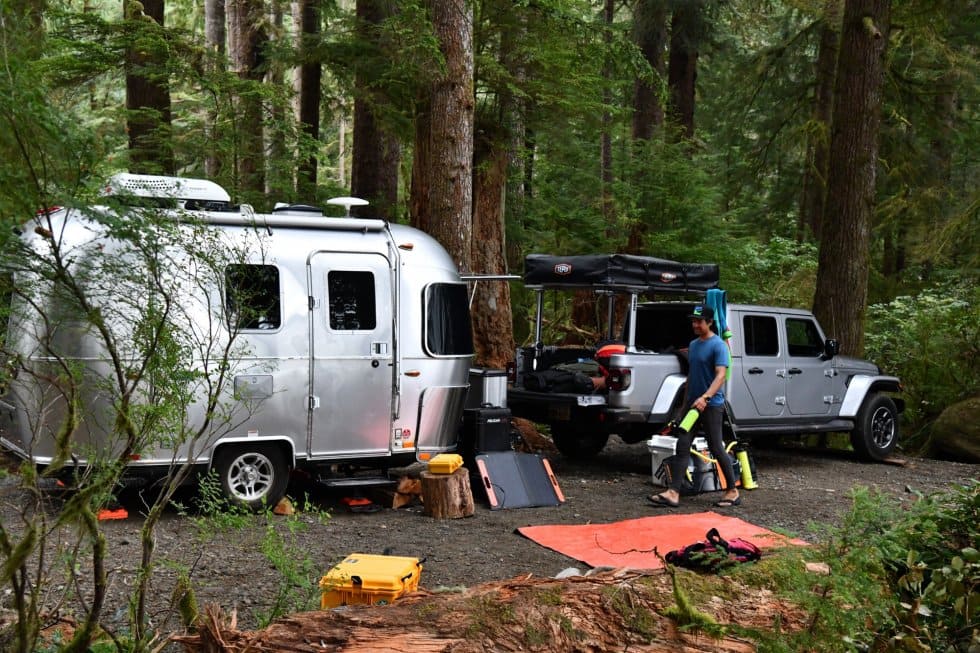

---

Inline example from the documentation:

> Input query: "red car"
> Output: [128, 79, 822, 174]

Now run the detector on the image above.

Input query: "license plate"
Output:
[548, 405, 571, 421]
[577, 396, 606, 406]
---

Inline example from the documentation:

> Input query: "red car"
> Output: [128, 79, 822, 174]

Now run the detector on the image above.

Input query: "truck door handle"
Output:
[788, 368, 802, 375]
[748, 367, 764, 374]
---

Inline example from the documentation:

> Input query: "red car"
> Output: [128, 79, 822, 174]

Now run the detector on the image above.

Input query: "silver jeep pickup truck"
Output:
[506, 254, 904, 462]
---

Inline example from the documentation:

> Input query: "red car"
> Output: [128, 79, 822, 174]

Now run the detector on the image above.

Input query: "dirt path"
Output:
[2, 439, 977, 638]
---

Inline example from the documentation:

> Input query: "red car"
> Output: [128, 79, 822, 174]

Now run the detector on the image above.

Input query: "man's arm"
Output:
[692, 364, 727, 411]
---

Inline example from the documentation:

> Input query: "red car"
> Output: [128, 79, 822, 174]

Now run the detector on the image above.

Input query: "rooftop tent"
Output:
[523, 254, 719, 293]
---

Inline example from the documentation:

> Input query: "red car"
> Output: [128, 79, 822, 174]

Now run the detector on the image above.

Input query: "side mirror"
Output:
[823, 339, 839, 359]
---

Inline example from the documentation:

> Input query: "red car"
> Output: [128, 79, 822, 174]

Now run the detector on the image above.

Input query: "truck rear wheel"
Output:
[850, 394, 899, 462]
[213, 445, 289, 511]
[550, 425, 609, 460]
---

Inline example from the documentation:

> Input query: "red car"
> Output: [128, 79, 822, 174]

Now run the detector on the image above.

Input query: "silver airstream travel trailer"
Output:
[0, 174, 474, 508]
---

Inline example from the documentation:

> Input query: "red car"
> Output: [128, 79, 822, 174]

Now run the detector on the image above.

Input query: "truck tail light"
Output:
[607, 367, 631, 392]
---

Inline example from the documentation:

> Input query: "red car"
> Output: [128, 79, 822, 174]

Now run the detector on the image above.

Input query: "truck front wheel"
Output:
[850, 394, 899, 462]
[213, 445, 289, 511]
[550, 425, 609, 460]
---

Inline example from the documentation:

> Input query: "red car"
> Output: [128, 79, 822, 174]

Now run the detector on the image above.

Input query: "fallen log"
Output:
[173, 569, 808, 652]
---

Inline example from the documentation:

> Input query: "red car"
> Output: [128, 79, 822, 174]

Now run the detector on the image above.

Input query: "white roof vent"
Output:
[326, 196, 369, 217]
[104, 174, 231, 203]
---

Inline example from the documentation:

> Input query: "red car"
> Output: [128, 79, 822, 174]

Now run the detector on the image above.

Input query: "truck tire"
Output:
[550, 424, 609, 460]
[850, 394, 899, 462]
[213, 444, 289, 511]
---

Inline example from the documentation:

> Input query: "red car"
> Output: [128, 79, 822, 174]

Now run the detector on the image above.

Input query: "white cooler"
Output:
[647, 435, 707, 486]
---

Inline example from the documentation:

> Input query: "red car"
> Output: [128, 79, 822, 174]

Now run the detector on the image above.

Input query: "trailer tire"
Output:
[850, 394, 899, 462]
[214, 445, 289, 511]
[551, 425, 609, 460]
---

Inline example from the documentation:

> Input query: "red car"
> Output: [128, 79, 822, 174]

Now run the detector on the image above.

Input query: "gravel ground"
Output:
[2, 438, 978, 638]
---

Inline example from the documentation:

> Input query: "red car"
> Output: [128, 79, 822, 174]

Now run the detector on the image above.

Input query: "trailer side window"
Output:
[786, 318, 823, 357]
[328, 271, 376, 331]
[742, 315, 778, 356]
[425, 283, 473, 356]
[225, 264, 281, 331]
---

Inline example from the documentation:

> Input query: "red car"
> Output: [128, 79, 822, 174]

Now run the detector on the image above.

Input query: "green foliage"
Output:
[253, 499, 330, 628]
[183, 471, 253, 532]
[864, 278, 980, 445]
[659, 565, 724, 638]
[728, 483, 979, 651]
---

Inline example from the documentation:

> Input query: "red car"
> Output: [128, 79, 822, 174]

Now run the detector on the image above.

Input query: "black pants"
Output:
[668, 405, 737, 492]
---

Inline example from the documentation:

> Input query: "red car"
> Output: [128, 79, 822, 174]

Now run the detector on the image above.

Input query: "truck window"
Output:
[786, 318, 823, 357]
[742, 315, 778, 356]
[633, 306, 692, 350]
[425, 283, 474, 357]
[328, 271, 377, 331]
[225, 264, 281, 330]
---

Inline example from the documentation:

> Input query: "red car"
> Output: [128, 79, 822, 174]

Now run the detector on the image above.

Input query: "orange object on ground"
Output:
[517, 512, 805, 570]
[342, 496, 382, 513]
[97, 508, 128, 521]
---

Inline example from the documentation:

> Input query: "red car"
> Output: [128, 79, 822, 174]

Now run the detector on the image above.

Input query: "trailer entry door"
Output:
[309, 252, 394, 458]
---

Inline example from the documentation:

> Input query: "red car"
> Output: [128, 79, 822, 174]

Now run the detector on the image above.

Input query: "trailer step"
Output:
[317, 476, 396, 489]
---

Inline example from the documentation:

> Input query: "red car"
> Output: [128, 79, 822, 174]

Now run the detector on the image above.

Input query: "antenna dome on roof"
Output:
[327, 196, 369, 217]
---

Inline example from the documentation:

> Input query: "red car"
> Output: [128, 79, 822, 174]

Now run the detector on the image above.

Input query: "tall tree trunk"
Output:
[125, 0, 175, 174]
[410, 98, 432, 232]
[419, 0, 474, 273]
[266, 1, 289, 197]
[471, 121, 514, 368]
[227, 0, 267, 197]
[204, 0, 225, 178]
[296, 0, 321, 198]
[351, 0, 400, 219]
[799, 0, 843, 242]
[578, 0, 619, 341]
[632, 0, 667, 140]
[502, 9, 528, 271]
[812, 0, 890, 356]
[667, 2, 700, 141]
[599, 0, 614, 230]
[628, 0, 668, 255]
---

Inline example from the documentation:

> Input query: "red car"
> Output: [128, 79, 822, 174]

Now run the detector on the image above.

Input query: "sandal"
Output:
[714, 496, 742, 507]
[648, 494, 680, 508]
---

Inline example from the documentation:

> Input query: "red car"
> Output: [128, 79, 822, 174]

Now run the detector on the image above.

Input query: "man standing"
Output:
[648, 305, 741, 508]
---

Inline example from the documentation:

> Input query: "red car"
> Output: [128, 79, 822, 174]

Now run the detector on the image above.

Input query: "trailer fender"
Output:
[839, 376, 903, 417]
[208, 436, 297, 470]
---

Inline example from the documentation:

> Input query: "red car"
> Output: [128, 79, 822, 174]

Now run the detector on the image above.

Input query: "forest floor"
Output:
[1, 435, 978, 650]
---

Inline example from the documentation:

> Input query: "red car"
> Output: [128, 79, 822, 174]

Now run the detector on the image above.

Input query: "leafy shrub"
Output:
[864, 279, 980, 449]
[821, 483, 979, 651]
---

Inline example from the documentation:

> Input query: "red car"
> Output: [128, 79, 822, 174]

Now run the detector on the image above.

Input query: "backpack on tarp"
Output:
[665, 528, 761, 572]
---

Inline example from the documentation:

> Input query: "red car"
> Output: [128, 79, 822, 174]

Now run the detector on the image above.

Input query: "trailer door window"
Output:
[328, 271, 376, 331]
[425, 283, 473, 356]
[225, 264, 281, 330]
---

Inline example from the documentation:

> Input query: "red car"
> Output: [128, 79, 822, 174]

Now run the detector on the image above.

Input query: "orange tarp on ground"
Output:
[517, 511, 805, 570]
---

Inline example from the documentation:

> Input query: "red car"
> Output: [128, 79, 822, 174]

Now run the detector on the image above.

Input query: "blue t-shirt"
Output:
[688, 335, 728, 407]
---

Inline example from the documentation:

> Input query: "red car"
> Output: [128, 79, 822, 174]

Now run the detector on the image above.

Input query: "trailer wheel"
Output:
[550, 424, 609, 460]
[850, 394, 899, 462]
[213, 445, 289, 511]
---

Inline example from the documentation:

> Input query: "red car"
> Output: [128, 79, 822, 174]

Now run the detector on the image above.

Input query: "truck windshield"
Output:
[425, 283, 473, 356]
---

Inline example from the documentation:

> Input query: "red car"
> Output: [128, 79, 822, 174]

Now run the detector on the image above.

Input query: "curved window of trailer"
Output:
[225, 264, 282, 331]
[424, 283, 474, 357]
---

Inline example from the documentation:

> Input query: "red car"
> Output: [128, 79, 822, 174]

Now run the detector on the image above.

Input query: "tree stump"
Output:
[420, 468, 474, 519]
